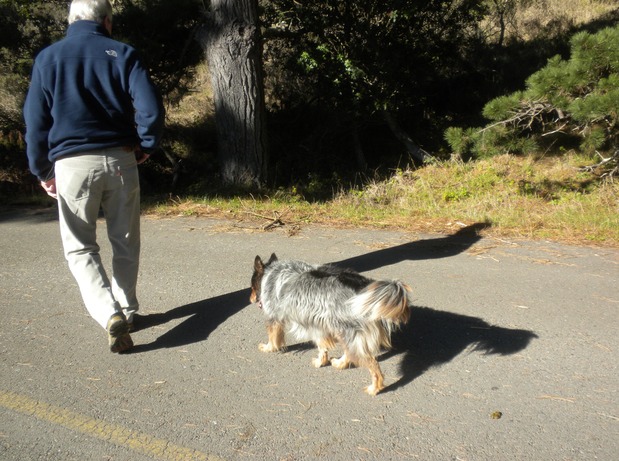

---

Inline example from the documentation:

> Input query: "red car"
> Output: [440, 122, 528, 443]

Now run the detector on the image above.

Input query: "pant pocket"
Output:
[58, 168, 95, 201]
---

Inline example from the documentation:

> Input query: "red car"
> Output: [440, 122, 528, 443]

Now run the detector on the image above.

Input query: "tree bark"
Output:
[382, 111, 431, 163]
[200, 0, 268, 186]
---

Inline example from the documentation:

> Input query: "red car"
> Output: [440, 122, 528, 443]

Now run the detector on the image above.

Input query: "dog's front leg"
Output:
[259, 321, 285, 352]
[312, 348, 330, 368]
[364, 357, 385, 396]
[331, 352, 351, 369]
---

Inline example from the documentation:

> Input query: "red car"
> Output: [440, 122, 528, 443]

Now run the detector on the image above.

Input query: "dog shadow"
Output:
[382, 306, 538, 393]
[278, 306, 537, 393]
[326, 222, 537, 390]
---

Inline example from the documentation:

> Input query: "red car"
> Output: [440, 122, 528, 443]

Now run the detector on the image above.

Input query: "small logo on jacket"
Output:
[105, 49, 118, 58]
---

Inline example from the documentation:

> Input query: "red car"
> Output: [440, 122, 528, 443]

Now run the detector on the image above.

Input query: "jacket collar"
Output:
[66, 20, 110, 38]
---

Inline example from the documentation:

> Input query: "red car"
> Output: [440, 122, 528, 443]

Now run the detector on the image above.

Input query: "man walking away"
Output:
[23, 0, 165, 353]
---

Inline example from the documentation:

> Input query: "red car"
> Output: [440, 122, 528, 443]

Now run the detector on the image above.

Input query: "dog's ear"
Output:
[254, 255, 264, 272]
[267, 253, 278, 264]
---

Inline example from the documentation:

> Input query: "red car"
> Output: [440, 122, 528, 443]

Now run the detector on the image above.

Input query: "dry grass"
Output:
[166, 63, 214, 126]
[498, 0, 618, 41]
[146, 154, 619, 247]
[145, 0, 619, 248]
[517, 0, 617, 28]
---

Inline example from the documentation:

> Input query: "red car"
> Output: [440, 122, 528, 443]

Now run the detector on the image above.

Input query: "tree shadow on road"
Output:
[382, 306, 538, 393]
[0, 205, 58, 223]
[331, 222, 491, 271]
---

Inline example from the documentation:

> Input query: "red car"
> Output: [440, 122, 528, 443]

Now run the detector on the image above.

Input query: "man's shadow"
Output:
[130, 288, 250, 352]
[133, 222, 537, 389]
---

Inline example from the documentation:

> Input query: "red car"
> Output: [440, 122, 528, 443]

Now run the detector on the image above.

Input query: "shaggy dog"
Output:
[250, 253, 412, 395]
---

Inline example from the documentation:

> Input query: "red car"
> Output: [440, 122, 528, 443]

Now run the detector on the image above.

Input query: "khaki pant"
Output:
[55, 147, 141, 329]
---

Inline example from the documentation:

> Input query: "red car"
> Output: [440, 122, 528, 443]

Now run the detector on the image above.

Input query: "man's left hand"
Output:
[40, 178, 58, 199]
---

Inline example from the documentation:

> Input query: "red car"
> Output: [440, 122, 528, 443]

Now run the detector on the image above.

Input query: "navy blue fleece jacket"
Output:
[24, 20, 165, 180]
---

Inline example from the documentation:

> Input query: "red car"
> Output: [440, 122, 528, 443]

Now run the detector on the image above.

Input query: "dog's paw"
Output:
[331, 357, 351, 369]
[259, 343, 278, 352]
[312, 357, 328, 368]
[365, 384, 382, 396]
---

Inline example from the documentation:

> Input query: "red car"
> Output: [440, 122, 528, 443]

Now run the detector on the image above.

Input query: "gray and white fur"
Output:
[250, 253, 413, 395]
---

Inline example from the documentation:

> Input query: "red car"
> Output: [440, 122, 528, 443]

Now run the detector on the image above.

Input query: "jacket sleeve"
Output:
[128, 57, 165, 154]
[23, 64, 54, 181]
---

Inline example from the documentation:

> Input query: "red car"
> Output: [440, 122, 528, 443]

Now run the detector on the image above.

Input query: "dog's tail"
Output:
[351, 280, 412, 326]
[345, 280, 412, 357]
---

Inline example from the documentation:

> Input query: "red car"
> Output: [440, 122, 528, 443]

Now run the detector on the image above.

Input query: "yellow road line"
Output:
[0, 390, 224, 461]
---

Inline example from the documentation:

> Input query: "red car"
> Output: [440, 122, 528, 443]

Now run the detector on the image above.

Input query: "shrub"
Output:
[445, 24, 619, 177]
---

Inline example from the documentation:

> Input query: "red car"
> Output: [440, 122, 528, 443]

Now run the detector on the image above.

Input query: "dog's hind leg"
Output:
[259, 321, 286, 352]
[312, 336, 336, 368]
[362, 357, 385, 396]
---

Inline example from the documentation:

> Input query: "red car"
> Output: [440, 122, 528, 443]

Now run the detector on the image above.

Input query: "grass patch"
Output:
[144, 153, 619, 246]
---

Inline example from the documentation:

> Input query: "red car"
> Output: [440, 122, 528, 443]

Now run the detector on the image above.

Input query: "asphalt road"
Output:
[0, 206, 617, 460]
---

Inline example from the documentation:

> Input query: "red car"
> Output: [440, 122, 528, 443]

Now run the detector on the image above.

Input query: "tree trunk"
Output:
[382, 111, 431, 163]
[200, 0, 268, 186]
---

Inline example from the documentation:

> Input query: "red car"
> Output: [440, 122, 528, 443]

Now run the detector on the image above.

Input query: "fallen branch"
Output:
[578, 150, 619, 179]
[242, 210, 287, 230]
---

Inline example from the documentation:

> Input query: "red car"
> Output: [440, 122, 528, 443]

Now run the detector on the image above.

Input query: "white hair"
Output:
[68, 0, 113, 25]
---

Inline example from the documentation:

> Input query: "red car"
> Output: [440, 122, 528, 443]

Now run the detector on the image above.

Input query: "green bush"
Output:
[445, 24, 619, 174]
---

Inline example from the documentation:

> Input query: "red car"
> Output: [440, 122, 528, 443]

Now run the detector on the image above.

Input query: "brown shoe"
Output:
[107, 313, 133, 353]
